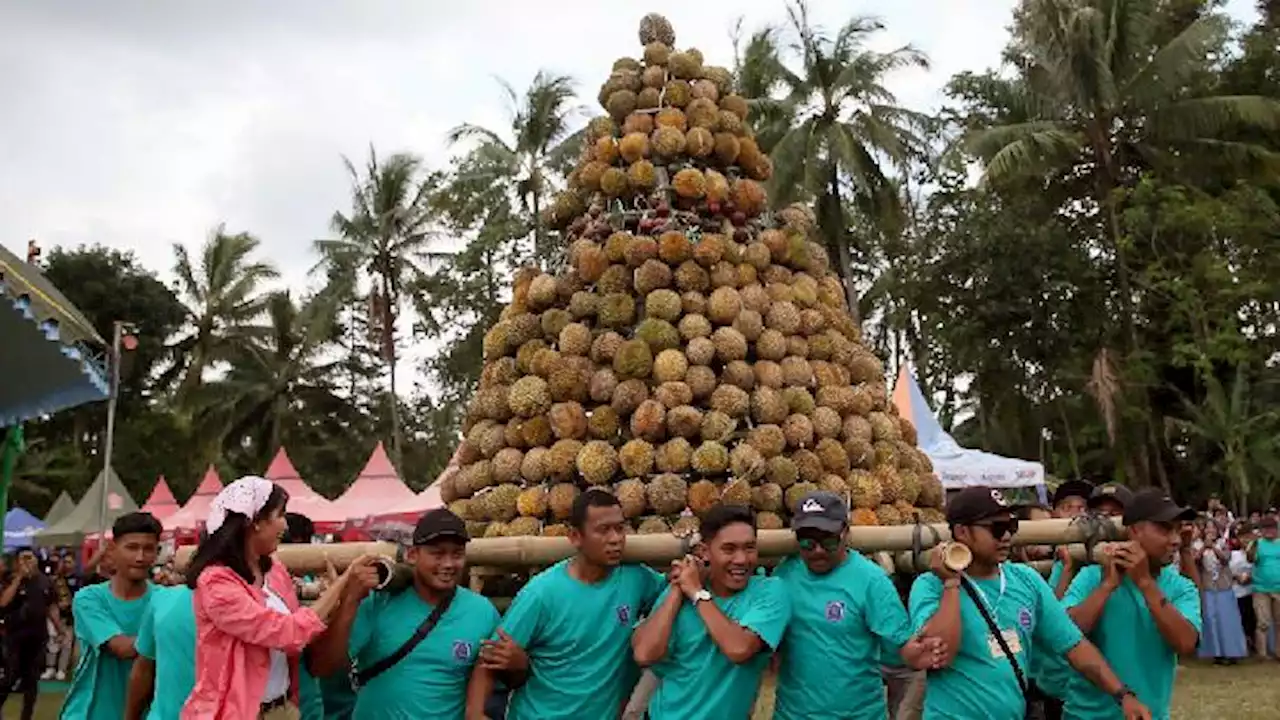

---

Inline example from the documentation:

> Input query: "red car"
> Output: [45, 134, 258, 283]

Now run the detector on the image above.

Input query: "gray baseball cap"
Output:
[792, 491, 848, 534]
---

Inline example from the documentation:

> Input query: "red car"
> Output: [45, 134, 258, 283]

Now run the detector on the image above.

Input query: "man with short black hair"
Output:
[1063, 489, 1201, 718]
[0, 548, 58, 720]
[312, 508, 496, 719]
[62, 511, 162, 720]
[773, 492, 942, 720]
[911, 488, 1147, 720]
[467, 489, 664, 720]
[632, 503, 791, 720]
[1088, 484, 1132, 518]
[1246, 515, 1279, 659]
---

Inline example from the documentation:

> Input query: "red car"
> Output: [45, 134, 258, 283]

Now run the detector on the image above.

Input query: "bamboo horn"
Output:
[175, 518, 1123, 574]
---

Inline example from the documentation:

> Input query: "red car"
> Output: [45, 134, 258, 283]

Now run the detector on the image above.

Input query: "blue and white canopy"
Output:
[4, 507, 46, 551]
[0, 243, 109, 426]
[892, 366, 1046, 493]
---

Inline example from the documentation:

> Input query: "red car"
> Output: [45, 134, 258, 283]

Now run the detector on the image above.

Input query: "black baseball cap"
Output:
[1122, 489, 1196, 525]
[792, 491, 848, 534]
[1052, 480, 1094, 508]
[1088, 483, 1133, 510]
[412, 509, 469, 546]
[946, 487, 1021, 526]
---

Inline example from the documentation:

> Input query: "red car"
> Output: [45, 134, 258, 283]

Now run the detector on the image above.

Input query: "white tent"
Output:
[892, 367, 1047, 501]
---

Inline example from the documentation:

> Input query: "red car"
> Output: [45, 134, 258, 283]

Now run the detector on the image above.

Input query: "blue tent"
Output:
[5, 507, 45, 551]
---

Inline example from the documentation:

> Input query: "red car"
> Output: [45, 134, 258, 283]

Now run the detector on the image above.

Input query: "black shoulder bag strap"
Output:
[959, 577, 1029, 697]
[354, 590, 455, 687]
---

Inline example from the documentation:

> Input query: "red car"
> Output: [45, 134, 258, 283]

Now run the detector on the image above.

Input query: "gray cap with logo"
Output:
[791, 491, 849, 534]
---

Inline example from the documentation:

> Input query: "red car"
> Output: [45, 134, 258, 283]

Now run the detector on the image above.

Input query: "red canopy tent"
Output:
[164, 465, 224, 538]
[140, 475, 180, 523]
[333, 442, 417, 527]
[262, 447, 346, 532]
[364, 443, 457, 527]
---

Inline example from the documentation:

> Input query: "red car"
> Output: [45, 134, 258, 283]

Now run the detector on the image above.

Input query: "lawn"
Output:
[7, 660, 1275, 719]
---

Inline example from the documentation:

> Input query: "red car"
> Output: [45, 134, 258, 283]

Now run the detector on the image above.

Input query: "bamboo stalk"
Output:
[175, 518, 1123, 574]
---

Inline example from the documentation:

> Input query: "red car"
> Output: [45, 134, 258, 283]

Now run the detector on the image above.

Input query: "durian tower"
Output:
[439, 13, 946, 539]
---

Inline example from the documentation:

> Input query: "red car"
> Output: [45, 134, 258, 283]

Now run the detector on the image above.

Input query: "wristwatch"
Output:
[943, 578, 961, 589]
[692, 589, 712, 604]
[1112, 686, 1135, 705]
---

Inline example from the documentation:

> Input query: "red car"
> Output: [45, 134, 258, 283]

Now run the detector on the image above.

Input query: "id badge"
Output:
[986, 633, 1005, 658]
[986, 629, 1023, 658]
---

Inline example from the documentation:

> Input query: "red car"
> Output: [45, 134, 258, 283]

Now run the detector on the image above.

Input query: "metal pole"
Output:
[99, 321, 122, 546]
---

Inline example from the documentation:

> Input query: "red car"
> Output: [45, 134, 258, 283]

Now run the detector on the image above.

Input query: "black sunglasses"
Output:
[974, 518, 1020, 539]
[797, 536, 843, 553]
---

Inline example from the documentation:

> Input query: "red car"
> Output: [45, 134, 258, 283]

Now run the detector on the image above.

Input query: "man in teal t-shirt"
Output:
[62, 512, 161, 720]
[309, 508, 499, 720]
[1247, 516, 1279, 658]
[126, 584, 195, 720]
[774, 491, 941, 720]
[910, 488, 1146, 720]
[469, 489, 665, 720]
[633, 503, 792, 720]
[1063, 489, 1201, 720]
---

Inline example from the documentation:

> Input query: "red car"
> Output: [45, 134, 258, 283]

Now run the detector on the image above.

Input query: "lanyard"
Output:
[964, 566, 1007, 623]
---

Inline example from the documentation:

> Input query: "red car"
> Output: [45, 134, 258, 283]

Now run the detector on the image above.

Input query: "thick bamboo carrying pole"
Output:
[174, 517, 1124, 574]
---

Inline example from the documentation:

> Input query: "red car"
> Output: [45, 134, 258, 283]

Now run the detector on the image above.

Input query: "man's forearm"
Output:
[1136, 581, 1198, 655]
[1068, 582, 1116, 633]
[466, 666, 496, 720]
[920, 582, 962, 665]
[1054, 567, 1076, 599]
[308, 598, 359, 677]
[124, 657, 155, 720]
[632, 591, 682, 666]
[695, 600, 761, 664]
[1065, 640, 1124, 695]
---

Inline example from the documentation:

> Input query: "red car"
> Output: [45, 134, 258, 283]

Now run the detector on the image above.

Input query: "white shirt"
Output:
[262, 586, 291, 703]
[1229, 549, 1254, 599]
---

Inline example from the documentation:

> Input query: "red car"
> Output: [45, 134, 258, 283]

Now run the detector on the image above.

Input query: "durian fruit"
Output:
[542, 523, 571, 537]
[451, 12, 940, 534]
[757, 511, 785, 530]
[637, 516, 671, 534]
[851, 508, 879, 527]
[647, 473, 688, 515]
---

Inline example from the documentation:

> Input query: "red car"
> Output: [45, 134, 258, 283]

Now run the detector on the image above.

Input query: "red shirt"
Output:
[181, 561, 326, 719]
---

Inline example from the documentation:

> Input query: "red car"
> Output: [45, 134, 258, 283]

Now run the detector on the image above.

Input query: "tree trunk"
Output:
[388, 348, 402, 468]
[823, 166, 859, 321]
[531, 190, 545, 269]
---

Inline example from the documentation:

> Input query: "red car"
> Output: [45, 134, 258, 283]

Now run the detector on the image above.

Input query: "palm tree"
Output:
[736, 1, 929, 315]
[1177, 365, 1280, 513]
[314, 148, 439, 465]
[169, 226, 279, 405]
[189, 291, 356, 468]
[447, 71, 584, 267]
[965, 0, 1280, 484]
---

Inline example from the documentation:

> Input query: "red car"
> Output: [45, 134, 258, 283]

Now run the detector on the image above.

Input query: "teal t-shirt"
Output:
[134, 586, 195, 720]
[648, 575, 792, 720]
[1252, 538, 1280, 592]
[1062, 564, 1201, 720]
[348, 587, 499, 720]
[501, 560, 665, 720]
[1030, 561, 1078, 700]
[773, 554, 912, 719]
[298, 663, 324, 720]
[61, 582, 155, 720]
[909, 564, 1082, 720]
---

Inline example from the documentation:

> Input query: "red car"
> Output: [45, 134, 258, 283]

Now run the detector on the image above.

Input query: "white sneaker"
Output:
[40, 670, 54, 680]
[55, 671, 66, 681]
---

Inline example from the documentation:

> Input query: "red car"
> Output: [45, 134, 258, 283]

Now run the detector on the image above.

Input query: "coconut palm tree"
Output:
[169, 226, 279, 405]
[736, 1, 930, 314]
[965, 0, 1280, 485]
[314, 148, 439, 465]
[189, 290, 357, 469]
[447, 70, 584, 267]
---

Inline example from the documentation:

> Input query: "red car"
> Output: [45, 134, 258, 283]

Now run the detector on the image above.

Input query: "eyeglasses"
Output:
[797, 537, 843, 553]
[974, 519, 1020, 539]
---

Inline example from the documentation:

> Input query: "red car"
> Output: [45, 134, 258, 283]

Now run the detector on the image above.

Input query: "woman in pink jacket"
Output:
[181, 476, 377, 719]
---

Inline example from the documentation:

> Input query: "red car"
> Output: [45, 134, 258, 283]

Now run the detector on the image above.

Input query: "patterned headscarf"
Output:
[207, 475, 276, 533]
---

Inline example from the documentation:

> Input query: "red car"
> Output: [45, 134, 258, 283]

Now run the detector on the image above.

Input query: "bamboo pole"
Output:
[889, 542, 1114, 574]
[175, 518, 1123, 574]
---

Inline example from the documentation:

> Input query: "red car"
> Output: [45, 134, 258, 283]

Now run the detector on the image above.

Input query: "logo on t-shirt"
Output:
[825, 600, 845, 622]
[452, 640, 473, 662]
[1017, 606, 1033, 632]
[616, 604, 632, 624]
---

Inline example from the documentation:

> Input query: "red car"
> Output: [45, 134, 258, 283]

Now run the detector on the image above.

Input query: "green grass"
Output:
[6, 660, 1275, 719]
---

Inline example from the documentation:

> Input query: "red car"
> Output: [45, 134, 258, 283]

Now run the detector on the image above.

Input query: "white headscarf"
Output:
[207, 475, 276, 533]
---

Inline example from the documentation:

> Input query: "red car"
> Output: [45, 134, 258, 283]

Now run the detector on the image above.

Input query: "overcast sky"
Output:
[0, 0, 1258, 391]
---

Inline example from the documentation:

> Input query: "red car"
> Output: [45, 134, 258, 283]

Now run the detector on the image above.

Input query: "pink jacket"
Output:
[181, 561, 326, 719]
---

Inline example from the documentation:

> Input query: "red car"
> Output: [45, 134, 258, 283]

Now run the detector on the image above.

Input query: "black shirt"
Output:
[5, 574, 53, 637]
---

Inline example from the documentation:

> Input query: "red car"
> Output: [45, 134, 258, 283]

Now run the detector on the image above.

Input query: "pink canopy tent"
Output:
[164, 465, 224, 535]
[140, 476, 180, 522]
[364, 444, 458, 526]
[263, 447, 347, 531]
[332, 442, 417, 524]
